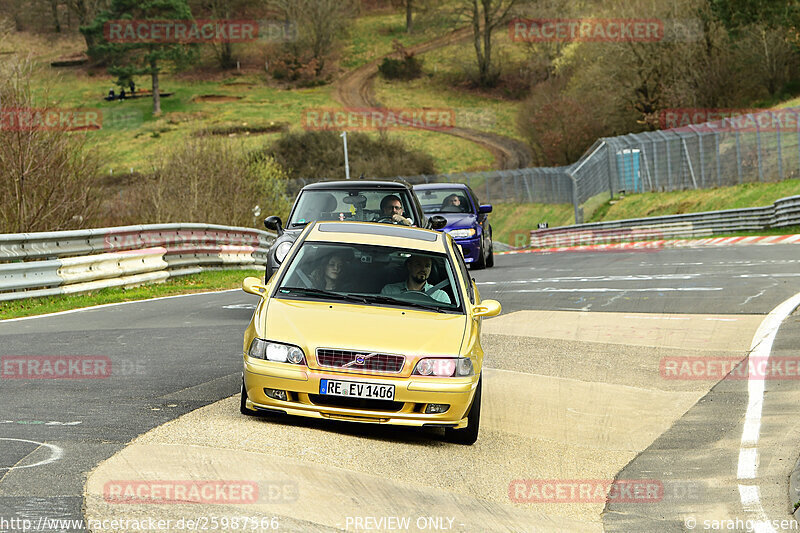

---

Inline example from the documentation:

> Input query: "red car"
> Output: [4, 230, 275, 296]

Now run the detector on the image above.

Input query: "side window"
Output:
[453, 243, 475, 304]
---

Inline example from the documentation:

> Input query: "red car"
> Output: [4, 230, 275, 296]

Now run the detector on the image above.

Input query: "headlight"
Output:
[248, 339, 306, 365]
[412, 358, 473, 377]
[448, 228, 476, 239]
[274, 241, 293, 263]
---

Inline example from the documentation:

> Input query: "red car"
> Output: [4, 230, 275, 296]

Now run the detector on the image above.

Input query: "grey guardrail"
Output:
[0, 223, 276, 302]
[528, 195, 800, 248]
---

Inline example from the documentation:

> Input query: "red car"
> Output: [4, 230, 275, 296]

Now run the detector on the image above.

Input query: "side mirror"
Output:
[473, 299, 501, 318]
[429, 215, 447, 230]
[264, 216, 283, 236]
[479, 204, 493, 214]
[242, 276, 268, 296]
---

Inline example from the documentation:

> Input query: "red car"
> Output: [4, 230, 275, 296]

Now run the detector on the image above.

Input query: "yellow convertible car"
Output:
[240, 221, 501, 444]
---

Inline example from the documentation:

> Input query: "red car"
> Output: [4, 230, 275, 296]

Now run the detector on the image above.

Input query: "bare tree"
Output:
[269, 0, 358, 75]
[452, 0, 519, 87]
[64, 0, 109, 49]
[0, 58, 101, 233]
[190, 0, 260, 69]
[48, 0, 61, 32]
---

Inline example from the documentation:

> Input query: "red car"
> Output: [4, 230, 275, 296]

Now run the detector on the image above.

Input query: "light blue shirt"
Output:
[380, 281, 451, 304]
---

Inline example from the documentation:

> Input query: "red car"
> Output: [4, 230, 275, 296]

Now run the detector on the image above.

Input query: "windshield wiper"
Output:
[278, 287, 368, 304]
[360, 294, 447, 313]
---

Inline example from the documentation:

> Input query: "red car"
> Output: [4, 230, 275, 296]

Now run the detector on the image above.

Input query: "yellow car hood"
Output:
[263, 298, 468, 356]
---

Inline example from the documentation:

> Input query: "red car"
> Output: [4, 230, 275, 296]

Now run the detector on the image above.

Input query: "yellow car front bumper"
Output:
[243, 357, 478, 428]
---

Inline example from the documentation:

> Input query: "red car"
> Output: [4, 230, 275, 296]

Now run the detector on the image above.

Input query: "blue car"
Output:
[413, 183, 494, 269]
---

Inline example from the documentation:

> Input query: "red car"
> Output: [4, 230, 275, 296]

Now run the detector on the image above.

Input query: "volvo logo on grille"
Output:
[343, 353, 377, 368]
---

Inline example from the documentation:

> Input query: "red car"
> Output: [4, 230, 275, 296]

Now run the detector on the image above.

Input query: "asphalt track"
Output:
[1, 242, 799, 532]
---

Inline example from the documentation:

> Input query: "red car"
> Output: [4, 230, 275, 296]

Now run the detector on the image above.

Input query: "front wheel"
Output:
[486, 239, 494, 268]
[444, 377, 481, 445]
[240, 378, 258, 416]
[472, 242, 486, 270]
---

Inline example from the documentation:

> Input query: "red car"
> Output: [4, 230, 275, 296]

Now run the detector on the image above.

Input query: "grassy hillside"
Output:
[490, 179, 800, 246]
[9, 25, 497, 176]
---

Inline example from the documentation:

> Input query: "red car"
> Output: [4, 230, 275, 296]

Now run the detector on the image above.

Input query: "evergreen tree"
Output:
[81, 0, 196, 115]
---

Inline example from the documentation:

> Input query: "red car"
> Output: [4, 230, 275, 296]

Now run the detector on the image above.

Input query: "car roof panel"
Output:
[302, 180, 411, 190]
[307, 222, 444, 251]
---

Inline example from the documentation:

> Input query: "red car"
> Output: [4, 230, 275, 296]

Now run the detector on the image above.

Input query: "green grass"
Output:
[588, 179, 800, 223]
[373, 76, 524, 142]
[0, 269, 262, 320]
[490, 202, 575, 246]
[371, 27, 529, 143]
[341, 12, 453, 70]
[490, 179, 800, 246]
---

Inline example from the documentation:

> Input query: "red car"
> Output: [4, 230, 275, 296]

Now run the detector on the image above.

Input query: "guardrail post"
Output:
[756, 117, 764, 182]
[714, 129, 721, 187]
[796, 111, 800, 178]
[652, 139, 659, 191]
[773, 111, 783, 181]
[735, 125, 743, 184]
[657, 131, 672, 191]
[523, 170, 533, 203]
[567, 169, 582, 224]
[603, 141, 615, 199]
[689, 125, 705, 188]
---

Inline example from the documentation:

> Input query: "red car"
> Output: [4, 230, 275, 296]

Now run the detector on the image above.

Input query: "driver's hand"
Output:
[392, 214, 412, 226]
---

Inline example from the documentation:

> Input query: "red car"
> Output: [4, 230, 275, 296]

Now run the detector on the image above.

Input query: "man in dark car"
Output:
[378, 195, 413, 226]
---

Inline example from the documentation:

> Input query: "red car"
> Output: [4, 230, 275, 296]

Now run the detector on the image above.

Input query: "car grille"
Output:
[308, 394, 404, 412]
[316, 349, 405, 373]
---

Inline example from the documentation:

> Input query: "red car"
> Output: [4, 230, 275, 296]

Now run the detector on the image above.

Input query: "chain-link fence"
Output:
[406, 107, 800, 224]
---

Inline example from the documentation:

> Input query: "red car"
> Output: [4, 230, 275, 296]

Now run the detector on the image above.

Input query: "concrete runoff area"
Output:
[84, 311, 763, 531]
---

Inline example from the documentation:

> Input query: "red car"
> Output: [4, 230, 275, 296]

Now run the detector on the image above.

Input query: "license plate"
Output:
[319, 379, 395, 400]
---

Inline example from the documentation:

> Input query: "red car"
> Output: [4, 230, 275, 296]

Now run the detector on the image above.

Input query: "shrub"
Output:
[0, 58, 102, 233]
[378, 40, 423, 80]
[255, 130, 436, 192]
[104, 137, 291, 228]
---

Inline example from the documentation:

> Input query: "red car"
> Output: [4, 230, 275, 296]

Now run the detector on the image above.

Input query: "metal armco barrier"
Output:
[528, 195, 800, 248]
[0, 224, 275, 302]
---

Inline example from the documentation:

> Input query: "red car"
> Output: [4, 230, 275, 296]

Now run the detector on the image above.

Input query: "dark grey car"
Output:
[263, 179, 443, 280]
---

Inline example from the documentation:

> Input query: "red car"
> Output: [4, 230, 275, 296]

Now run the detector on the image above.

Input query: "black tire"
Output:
[240, 379, 258, 416]
[472, 242, 486, 270]
[486, 237, 494, 268]
[444, 377, 481, 445]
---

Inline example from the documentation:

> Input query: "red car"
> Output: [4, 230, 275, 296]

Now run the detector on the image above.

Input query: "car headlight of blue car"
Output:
[447, 228, 477, 239]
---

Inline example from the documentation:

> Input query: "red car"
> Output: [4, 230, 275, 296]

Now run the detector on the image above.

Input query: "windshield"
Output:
[288, 189, 417, 227]
[276, 242, 462, 313]
[415, 188, 474, 214]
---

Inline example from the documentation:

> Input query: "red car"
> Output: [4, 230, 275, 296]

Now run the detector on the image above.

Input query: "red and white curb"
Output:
[498, 234, 800, 255]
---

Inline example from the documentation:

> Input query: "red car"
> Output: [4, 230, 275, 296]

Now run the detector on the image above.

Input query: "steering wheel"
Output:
[375, 216, 398, 224]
